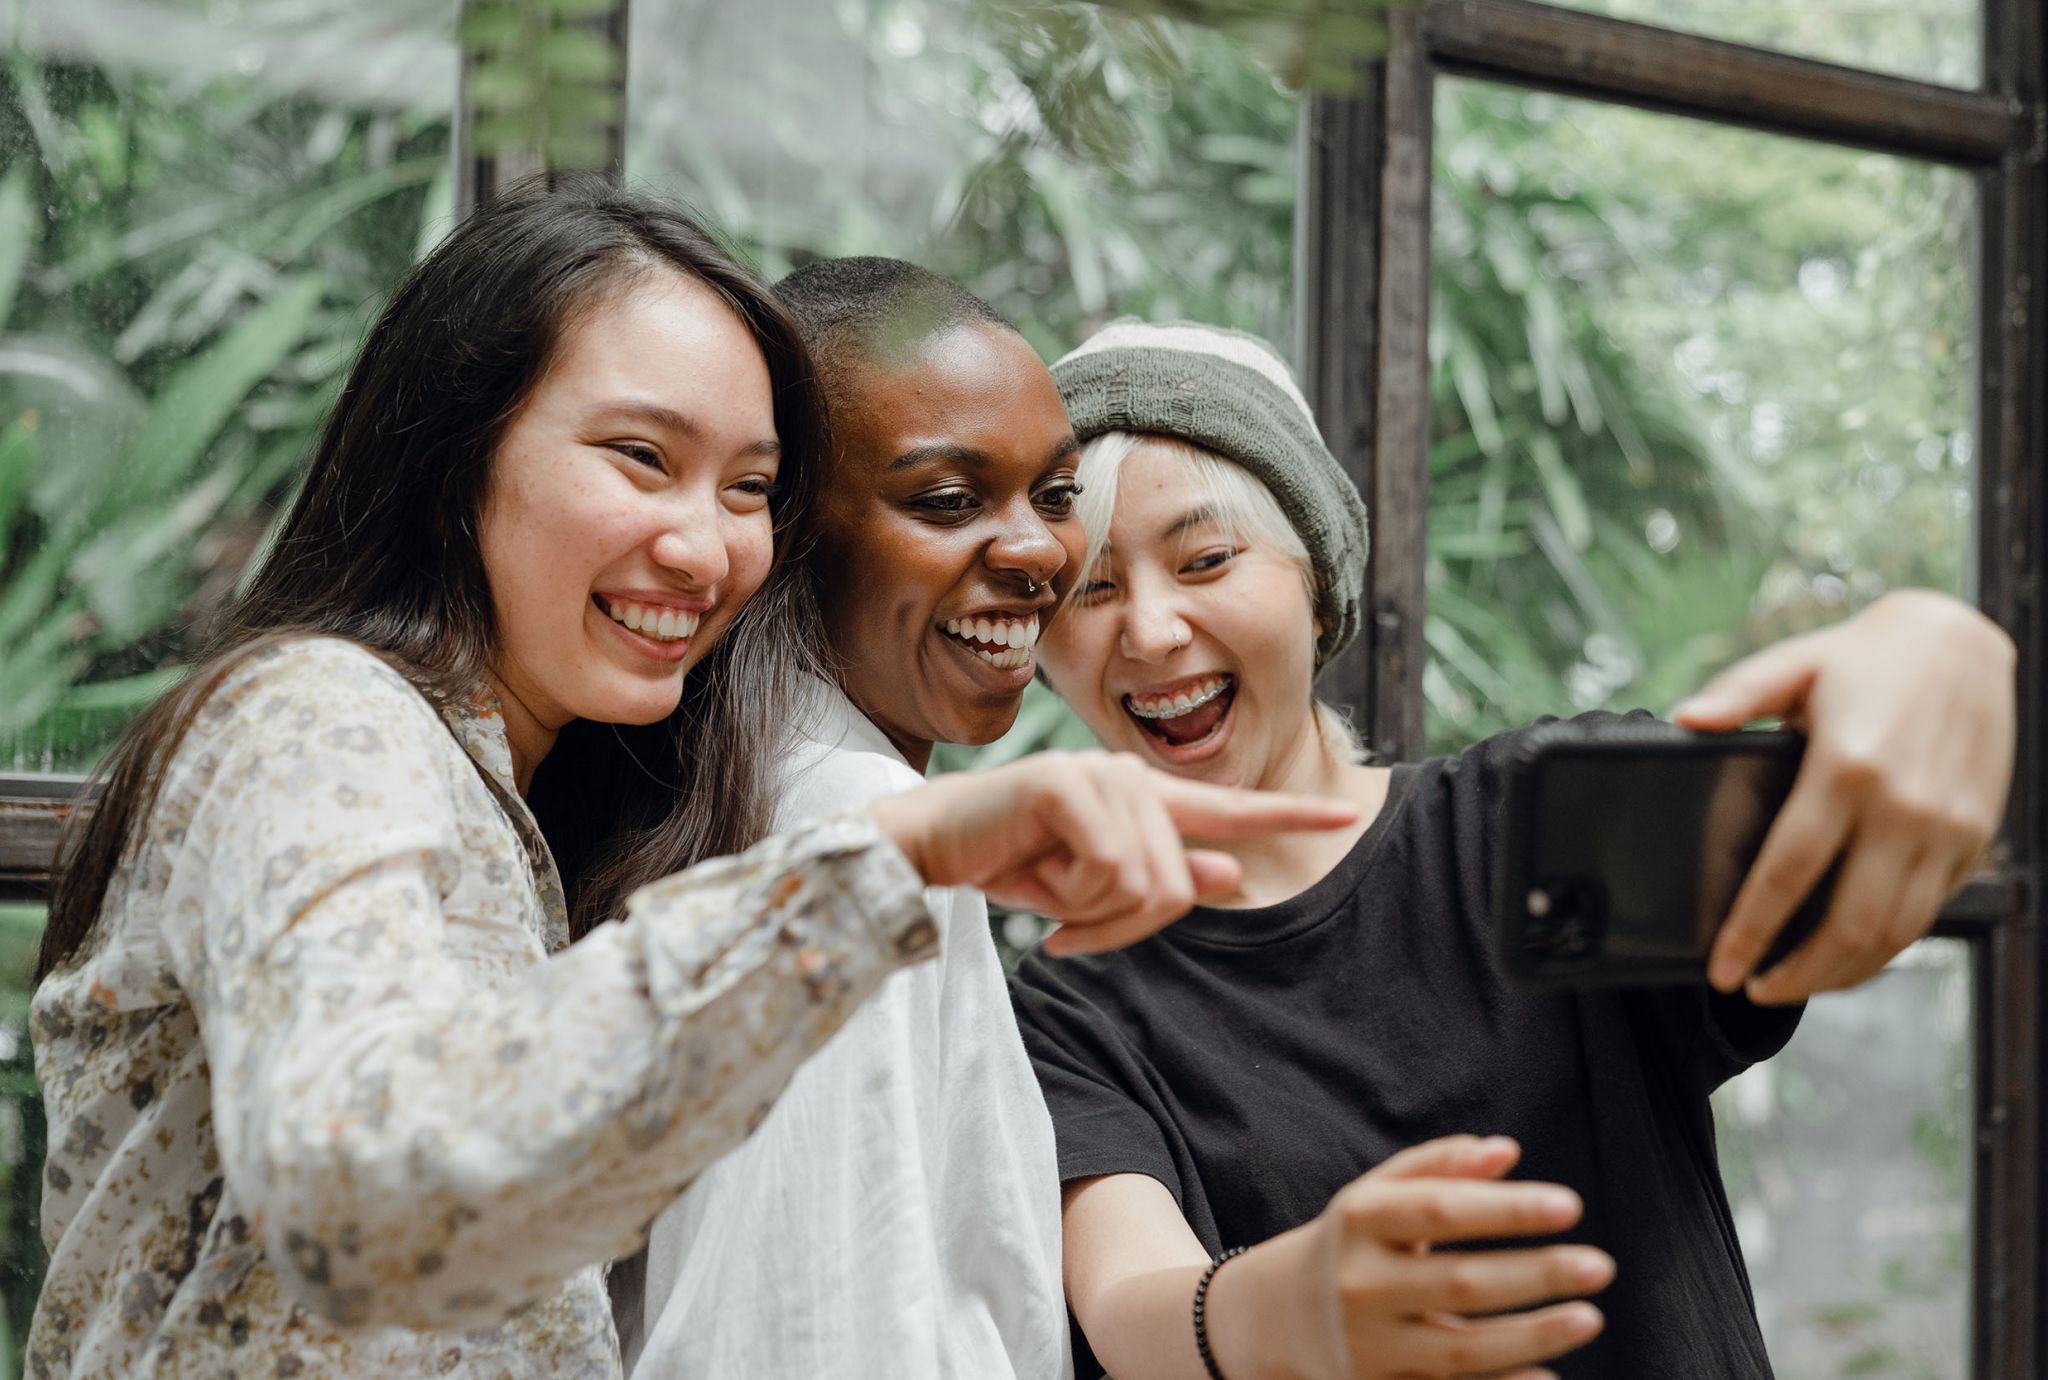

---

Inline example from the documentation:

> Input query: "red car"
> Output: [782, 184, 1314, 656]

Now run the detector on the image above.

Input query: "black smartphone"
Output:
[1496, 718, 1834, 986]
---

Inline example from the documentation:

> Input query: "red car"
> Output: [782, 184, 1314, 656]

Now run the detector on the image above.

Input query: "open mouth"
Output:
[596, 594, 701, 644]
[939, 613, 1040, 671]
[1123, 674, 1236, 748]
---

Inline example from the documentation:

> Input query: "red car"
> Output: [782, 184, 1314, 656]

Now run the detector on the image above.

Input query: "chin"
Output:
[587, 681, 688, 728]
[948, 703, 1026, 748]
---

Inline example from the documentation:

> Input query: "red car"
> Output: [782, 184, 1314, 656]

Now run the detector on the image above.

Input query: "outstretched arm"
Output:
[1673, 589, 2015, 1003]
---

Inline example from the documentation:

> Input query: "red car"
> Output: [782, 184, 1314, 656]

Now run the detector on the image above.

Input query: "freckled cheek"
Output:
[725, 518, 777, 602]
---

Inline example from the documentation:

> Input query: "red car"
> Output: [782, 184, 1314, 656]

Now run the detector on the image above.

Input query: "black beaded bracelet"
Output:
[1192, 1245, 1250, 1380]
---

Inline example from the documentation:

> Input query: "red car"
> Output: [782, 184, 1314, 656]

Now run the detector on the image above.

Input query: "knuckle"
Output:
[1823, 747, 1885, 798]
[1442, 1262, 1483, 1310]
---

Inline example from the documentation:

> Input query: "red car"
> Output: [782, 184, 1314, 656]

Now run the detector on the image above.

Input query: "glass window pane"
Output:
[0, 901, 44, 1373]
[625, 0, 1297, 368]
[1427, 79, 1975, 752]
[0, 2, 459, 775]
[1714, 939, 1972, 1377]
[1539, 0, 1981, 90]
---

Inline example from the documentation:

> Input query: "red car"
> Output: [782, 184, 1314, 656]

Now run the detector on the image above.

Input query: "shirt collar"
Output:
[793, 673, 919, 773]
[440, 682, 522, 798]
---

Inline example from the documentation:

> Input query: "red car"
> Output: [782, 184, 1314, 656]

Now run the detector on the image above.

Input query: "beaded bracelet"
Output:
[1192, 1245, 1251, 1380]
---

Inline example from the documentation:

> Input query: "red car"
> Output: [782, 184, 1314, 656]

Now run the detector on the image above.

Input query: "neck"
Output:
[883, 726, 934, 774]
[487, 673, 559, 795]
[1213, 720, 1387, 907]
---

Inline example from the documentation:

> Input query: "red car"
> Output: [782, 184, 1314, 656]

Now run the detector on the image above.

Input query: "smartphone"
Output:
[1496, 718, 1834, 986]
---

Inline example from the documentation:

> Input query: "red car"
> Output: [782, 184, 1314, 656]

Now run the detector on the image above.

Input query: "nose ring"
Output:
[1172, 629, 1186, 651]
[1024, 577, 1039, 595]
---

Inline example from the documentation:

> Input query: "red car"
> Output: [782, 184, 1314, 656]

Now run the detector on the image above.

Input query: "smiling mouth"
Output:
[939, 613, 1040, 671]
[1124, 674, 1236, 748]
[597, 595, 702, 643]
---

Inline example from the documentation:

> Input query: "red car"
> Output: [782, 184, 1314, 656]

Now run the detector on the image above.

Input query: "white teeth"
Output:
[939, 614, 1041, 659]
[1126, 676, 1231, 720]
[602, 597, 700, 643]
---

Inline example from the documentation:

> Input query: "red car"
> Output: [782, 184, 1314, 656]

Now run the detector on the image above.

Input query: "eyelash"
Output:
[911, 483, 1085, 519]
[611, 442, 663, 470]
[1071, 548, 1236, 604]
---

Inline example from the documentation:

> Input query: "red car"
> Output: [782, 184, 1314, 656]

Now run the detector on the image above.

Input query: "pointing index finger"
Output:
[1152, 775, 1358, 839]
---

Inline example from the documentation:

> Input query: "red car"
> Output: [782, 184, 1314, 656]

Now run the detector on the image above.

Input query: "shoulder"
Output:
[168, 637, 457, 802]
[194, 636, 436, 730]
[773, 737, 926, 828]
[1433, 707, 1659, 795]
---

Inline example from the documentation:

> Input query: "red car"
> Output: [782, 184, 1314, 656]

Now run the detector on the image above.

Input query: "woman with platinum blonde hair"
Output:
[1014, 317, 2016, 1380]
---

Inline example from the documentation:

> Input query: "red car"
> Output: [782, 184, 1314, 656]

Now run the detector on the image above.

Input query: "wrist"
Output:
[866, 792, 929, 882]
[1202, 1234, 1311, 1380]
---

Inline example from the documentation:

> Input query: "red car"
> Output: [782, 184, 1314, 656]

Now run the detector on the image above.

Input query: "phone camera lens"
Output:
[1523, 878, 1604, 966]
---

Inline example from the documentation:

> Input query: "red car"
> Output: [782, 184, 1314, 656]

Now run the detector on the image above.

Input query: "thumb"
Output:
[1187, 850, 1244, 901]
[1673, 634, 1822, 730]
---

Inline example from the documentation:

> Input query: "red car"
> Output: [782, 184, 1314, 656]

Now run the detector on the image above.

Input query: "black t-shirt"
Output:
[1010, 717, 1802, 1379]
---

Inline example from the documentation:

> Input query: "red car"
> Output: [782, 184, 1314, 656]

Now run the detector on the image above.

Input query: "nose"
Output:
[649, 491, 732, 588]
[1117, 587, 1190, 664]
[985, 503, 1068, 594]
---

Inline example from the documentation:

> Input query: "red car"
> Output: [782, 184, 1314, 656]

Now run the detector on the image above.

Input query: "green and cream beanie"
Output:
[1050, 318, 1370, 667]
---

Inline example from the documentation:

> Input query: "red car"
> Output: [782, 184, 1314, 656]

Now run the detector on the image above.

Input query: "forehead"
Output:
[834, 321, 1070, 471]
[547, 270, 773, 421]
[1107, 442, 1223, 544]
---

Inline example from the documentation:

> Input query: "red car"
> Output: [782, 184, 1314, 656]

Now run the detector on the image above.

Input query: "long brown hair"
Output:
[37, 176, 826, 981]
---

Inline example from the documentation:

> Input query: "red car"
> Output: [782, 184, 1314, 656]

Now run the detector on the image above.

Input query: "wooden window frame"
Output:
[2, 1, 2037, 1369]
[1296, 1, 2046, 1373]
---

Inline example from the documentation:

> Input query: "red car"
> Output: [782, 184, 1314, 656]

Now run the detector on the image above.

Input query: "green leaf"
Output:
[0, 419, 37, 566]
[538, 28, 623, 84]
[0, 167, 36, 332]
[457, 5, 529, 49]
[1526, 432, 1591, 551]
[123, 274, 324, 510]
[55, 667, 185, 714]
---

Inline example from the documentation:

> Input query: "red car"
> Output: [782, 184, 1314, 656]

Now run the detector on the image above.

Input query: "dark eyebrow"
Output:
[885, 434, 1081, 474]
[594, 400, 779, 458]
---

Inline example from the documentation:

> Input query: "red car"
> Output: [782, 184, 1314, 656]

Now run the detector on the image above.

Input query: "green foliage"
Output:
[1076, 0, 1407, 91]
[462, 0, 625, 167]
[0, 52, 453, 773]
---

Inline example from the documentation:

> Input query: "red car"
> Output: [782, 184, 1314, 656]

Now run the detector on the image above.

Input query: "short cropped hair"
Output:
[775, 256, 1015, 412]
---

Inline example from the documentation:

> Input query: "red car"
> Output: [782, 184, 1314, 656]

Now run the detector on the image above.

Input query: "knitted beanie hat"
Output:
[1050, 319, 1370, 667]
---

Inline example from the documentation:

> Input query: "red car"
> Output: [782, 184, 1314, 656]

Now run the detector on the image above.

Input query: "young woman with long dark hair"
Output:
[26, 194, 1351, 1380]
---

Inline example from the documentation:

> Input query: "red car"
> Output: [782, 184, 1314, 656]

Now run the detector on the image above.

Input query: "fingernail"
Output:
[1573, 1251, 1615, 1287]
[1536, 1187, 1579, 1217]
[1672, 696, 1706, 719]
[1566, 1303, 1603, 1334]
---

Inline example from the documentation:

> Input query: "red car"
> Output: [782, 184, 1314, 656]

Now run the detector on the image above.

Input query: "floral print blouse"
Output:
[28, 637, 937, 1379]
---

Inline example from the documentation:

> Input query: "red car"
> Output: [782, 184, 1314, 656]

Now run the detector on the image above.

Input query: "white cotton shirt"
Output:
[633, 678, 1071, 1380]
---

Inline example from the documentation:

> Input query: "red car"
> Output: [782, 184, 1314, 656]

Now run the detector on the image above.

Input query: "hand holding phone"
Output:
[1497, 719, 1832, 987]
[1675, 590, 2011, 1001]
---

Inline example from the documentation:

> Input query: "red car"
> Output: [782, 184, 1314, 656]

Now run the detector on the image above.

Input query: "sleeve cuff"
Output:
[623, 808, 940, 996]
